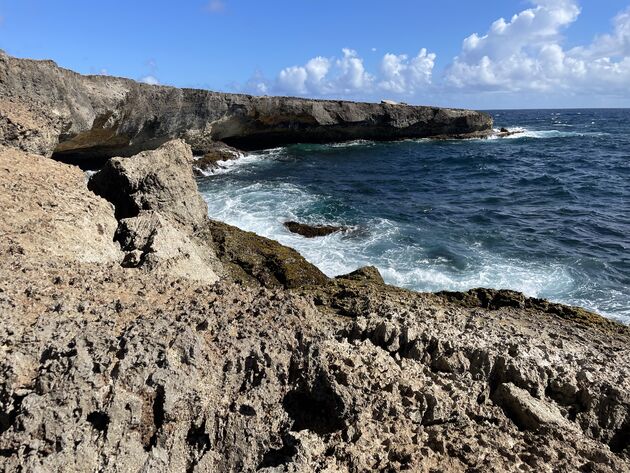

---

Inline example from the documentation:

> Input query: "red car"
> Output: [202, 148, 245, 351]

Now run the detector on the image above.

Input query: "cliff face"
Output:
[0, 52, 493, 161]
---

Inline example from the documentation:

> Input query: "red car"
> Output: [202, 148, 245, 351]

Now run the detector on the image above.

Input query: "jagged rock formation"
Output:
[0, 146, 122, 264]
[1, 139, 629, 472]
[0, 52, 493, 163]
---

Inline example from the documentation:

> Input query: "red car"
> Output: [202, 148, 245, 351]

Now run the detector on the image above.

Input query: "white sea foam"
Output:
[484, 127, 610, 141]
[201, 180, 579, 306]
[194, 147, 285, 176]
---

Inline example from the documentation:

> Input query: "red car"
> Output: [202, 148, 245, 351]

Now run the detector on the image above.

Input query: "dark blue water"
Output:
[198, 109, 630, 322]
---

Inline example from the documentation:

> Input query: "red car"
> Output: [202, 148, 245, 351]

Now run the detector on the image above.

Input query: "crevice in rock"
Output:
[185, 421, 211, 473]
[146, 385, 166, 451]
[51, 152, 112, 171]
[282, 381, 345, 436]
[609, 422, 630, 454]
[0, 393, 26, 435]
[257, 434, 298, 469]
[86, 411, 109, 434]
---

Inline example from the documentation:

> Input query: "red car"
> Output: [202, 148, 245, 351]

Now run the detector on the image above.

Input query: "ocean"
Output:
[197, 109, 630, 323]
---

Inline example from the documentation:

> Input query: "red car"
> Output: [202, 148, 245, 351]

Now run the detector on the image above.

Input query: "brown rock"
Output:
[284, 221, 346, 238]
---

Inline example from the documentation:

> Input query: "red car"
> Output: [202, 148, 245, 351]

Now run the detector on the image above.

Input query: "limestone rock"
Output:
[116, 211, 220, 283]
[0, 145, 121, 264]
[492, 383, 572, 431]
[336, 266, 385, 285]
[206, 220, 328, 289]
[88, 139, 208, 228]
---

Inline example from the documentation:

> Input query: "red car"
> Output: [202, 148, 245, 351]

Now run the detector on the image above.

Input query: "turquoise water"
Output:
[198, 109, 630, 322]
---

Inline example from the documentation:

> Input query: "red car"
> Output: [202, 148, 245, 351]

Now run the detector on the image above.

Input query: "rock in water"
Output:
[193, 141, 243, 176]
[284, 221, 346, 238]
[206, 220, 329, 288]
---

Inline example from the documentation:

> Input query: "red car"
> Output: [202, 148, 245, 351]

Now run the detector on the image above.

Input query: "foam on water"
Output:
[202, 179, 579, 308]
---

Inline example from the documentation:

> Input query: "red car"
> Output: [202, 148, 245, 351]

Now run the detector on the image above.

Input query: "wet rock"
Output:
[336, 266, 385, 285]
[283, 221, 346, 238]
[206, 220, 328, 289]
[193, 141, 243, 176]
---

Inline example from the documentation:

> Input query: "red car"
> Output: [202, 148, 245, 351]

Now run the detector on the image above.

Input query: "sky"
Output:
[0, 0, 629, 109]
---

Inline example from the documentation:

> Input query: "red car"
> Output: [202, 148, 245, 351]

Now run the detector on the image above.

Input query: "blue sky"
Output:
[0, 0, 629, 108]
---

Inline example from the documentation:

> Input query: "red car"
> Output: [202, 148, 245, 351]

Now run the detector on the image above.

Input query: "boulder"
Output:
[88, 139, 208, 229]
[206, 220, 328, 289]
[284, 221, 346, 238]
[88, 140, 222, 282]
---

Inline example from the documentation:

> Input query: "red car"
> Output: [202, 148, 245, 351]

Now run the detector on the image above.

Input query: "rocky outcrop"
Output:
[87, 139, 326, 288]
[206, 220, 329, 289]
[283, 221, 346, 238]
[2, 54, 630, 473]
[1, 248, 629, 472]
[87, 140, 222, 283]
[0, 52, 493, 162]
[88, 140, 209, 228]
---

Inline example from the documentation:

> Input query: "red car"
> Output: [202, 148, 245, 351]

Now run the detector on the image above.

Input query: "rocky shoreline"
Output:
[1, 54, 629, 472]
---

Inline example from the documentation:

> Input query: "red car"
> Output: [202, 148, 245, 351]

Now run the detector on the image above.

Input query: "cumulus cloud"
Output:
[241, 1, 630, 102]
[445, 0, 630, 94]
[379, 49, 436, 94]
[140, 75, 160, 85]
[247, 48, 434, 98]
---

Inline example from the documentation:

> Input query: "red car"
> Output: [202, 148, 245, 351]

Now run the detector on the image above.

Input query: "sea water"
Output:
[197, 109, 630, 323]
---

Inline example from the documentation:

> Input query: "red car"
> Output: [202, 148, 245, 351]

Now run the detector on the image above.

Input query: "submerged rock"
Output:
[284, 221, 346, 238]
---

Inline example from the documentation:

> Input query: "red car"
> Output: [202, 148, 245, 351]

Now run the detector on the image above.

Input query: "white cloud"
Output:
[446, 1, 630, 94]
[247, 48, 434, 98]
[379, 49, 436, 94]
[140, 75, 160, 86]
[241, 1, 630, 103]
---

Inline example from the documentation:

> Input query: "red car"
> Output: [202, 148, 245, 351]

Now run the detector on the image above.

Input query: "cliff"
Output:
[0, 52, 492, 162]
